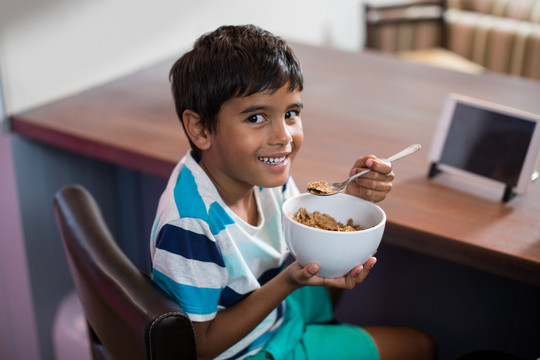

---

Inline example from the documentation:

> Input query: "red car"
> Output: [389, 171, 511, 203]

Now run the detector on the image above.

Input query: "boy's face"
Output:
[200, 85, 304, 194]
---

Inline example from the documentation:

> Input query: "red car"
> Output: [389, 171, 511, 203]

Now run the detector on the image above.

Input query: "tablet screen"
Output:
[439, 102, 536, 187]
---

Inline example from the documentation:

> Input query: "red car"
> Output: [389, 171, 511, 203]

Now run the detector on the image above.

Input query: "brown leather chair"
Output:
[54, 184, 197, 360]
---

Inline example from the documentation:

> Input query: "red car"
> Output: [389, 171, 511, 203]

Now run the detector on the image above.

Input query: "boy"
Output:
[150, 25, 436, 360]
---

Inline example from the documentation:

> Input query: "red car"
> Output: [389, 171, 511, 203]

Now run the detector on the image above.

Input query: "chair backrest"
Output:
[54, 184, 197, 360]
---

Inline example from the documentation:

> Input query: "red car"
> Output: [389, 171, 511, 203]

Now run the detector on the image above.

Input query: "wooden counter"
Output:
[10, 43, 540, 286]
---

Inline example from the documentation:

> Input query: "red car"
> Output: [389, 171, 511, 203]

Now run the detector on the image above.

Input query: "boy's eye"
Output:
[247, 114, 265, 124]
[285, 110, 299, 119]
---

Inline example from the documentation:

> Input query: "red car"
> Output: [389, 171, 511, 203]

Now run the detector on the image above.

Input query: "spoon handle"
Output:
[347, 143, 421, 184]
[386, 143, 422, 162]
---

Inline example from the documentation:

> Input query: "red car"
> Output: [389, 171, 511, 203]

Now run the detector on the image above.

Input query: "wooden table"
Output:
[10, 43, 540, 286]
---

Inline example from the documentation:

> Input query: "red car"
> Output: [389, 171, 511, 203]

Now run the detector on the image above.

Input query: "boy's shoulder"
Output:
[156, 151, 300, 228]
[157, 152, 215, 218]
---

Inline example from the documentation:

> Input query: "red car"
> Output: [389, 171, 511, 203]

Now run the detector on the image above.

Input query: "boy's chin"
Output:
[257, 176, 289, 189]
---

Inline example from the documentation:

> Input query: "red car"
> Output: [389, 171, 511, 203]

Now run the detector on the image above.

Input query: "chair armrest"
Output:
[148, 312, 198, 359]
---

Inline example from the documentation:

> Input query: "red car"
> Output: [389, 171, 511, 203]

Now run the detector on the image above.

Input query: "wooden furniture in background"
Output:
[364, 0, 540, 79]
[365, 0, 447, 51]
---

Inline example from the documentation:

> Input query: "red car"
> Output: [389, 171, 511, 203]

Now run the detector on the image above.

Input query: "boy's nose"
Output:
[270, 120, 293, 145]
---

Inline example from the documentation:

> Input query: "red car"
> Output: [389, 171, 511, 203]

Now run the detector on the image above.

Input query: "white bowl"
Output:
[282, 193, 386, 278]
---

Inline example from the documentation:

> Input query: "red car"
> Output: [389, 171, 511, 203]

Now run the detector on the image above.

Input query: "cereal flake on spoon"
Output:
[307, 181, 335, 195]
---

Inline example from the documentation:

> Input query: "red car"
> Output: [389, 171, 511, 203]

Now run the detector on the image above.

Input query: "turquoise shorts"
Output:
[248, 286, 379, 360]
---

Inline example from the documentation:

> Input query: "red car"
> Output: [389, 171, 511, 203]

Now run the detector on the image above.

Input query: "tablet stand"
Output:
[428, 162, 441, 179]
[502, 186, 517, 202]
[428, 162, 518, 203]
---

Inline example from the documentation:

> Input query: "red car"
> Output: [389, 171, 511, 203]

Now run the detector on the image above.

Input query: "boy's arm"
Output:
[191, 259, 376, 360]
[192, 269, 297, 360]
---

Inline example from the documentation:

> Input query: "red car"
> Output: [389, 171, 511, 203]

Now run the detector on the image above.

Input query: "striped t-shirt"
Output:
[150, 151, 299, 359]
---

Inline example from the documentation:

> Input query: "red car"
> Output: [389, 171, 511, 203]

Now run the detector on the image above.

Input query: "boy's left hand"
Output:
[287, 257, 377, 290]
[345, 155, 394, 202]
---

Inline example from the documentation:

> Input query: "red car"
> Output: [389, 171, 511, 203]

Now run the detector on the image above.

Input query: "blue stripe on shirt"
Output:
[155, 224, 225, 267]
[217, 269, 284, 308]
[152, 269, 222, 315]
[225, 332, 274, 360]
[282, 178, 288, 192]
[276, 301, 284, 321]
[208, 201, 235, 234]
[258, 266, 282, 286]
[174, 165, 235, 235]
[224, 305, 284, 360]
[219, 286, 251, 308]
[174, 165, 208, 220]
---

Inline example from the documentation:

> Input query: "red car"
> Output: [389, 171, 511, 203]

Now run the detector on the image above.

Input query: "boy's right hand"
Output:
[285, 257, 377, 290]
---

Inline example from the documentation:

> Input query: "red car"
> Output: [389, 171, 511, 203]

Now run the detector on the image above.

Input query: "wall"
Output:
[0, 81, 40, 360]
[0, 0, 364, 114]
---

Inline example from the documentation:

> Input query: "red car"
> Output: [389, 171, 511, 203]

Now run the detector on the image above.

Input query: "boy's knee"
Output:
[409, 328, 437, 358]
[365, 326, 437, 360]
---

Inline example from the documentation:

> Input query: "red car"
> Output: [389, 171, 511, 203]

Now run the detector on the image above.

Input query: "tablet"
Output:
[429, 94, 540, 199]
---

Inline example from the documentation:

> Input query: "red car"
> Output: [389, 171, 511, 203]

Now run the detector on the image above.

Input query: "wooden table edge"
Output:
[10, 115, 176, 179]
[384, 222, 540, 287]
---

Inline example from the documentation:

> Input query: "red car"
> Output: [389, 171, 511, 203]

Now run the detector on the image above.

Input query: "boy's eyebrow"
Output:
[241, 102, 304, 114]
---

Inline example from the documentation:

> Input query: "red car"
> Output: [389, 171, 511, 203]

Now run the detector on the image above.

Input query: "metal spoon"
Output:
[307, 143, 422, 196]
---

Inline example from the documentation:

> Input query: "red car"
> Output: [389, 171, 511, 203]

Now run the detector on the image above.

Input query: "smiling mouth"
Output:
[258, 155, 287, 165]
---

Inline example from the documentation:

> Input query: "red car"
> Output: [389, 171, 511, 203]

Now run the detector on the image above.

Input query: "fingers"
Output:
[353, 178, 393, 200]
[305, 263, 319, 278]
[342, 257, 377, 287]
[353, 157, 394, 181]
[288, 257, 376, 289]
[319, 257, 378, 289]
[347, 156, 394, 202]
[346, 176, 393, 202]
[342, 265, 364, 289]
[355, 256, 376, 283]
[366, 157, 393, 176]
[351, 155, 393, 176]
[287, 261, 320, 285]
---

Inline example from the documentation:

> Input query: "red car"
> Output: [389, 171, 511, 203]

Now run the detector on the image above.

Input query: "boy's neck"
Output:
[225, 188, 260, 227]
[200, 161, 260, 226]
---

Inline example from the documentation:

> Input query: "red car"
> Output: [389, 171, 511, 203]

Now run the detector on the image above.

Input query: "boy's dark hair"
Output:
[169, 24, 304, 157]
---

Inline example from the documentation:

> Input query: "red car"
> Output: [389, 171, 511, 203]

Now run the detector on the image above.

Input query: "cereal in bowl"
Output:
[289, 208, 366, 232]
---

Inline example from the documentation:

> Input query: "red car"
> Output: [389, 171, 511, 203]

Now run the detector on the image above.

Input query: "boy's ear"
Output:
[182, 110, 211, 150]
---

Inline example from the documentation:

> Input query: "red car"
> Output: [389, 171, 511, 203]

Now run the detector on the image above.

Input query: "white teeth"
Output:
[259, 156, 286, 164]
